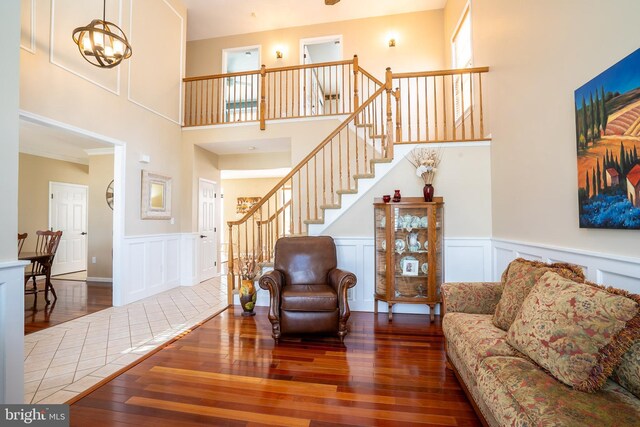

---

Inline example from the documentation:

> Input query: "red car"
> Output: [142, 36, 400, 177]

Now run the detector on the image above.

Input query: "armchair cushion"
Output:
[274, 236, 336, 287]
[281, 284, 337, 312]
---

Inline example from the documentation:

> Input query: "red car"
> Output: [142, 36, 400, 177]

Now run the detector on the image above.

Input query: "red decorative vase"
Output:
[392, 190, 402, 203]
[423, 184, 434, 202]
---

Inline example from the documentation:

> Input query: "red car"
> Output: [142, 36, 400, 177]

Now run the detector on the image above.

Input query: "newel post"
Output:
[385, 67, 394, 158]
[227, 223, 235, 304]
[259, 64, 267, 130]
[353, 55, 359, 117]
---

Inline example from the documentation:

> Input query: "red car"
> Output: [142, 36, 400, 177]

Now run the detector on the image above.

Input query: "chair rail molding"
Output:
[0, 261, 29, 403]
[492, 238, 640, 293]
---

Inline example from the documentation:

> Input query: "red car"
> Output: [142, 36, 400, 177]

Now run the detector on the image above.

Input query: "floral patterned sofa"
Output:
[442, 258, 640, 427]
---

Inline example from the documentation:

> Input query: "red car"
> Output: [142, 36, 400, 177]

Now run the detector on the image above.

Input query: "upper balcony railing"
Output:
[183, 55, 382, 129]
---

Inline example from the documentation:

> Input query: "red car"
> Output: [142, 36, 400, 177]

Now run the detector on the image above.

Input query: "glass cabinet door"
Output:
[374, 204, 387, 298]
[392, 206, 430, 299]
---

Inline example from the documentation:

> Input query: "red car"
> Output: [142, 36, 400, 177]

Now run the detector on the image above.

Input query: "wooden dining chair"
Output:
[24, 230, 63, 302]
[17, 233, 28, 256]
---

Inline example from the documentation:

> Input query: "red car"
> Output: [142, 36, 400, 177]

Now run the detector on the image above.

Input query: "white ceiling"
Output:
[182, 0, 447, 41]
[19, 119, 112, 165]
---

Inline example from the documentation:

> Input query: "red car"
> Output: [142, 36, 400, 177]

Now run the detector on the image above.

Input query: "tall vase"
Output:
[423, 184, 434, 202]
[240, 279, 257, 317]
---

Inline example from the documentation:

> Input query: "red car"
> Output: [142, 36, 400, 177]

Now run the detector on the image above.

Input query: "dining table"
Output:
[19, 251, 56, 303]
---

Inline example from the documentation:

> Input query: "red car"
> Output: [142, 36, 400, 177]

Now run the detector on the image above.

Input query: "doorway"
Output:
[300, 36, 343, 115]
[49, 182, 88, 276]
[222, 45, 261, 122]
[198, 179, 218, 281]
[19, 111, 125, 309]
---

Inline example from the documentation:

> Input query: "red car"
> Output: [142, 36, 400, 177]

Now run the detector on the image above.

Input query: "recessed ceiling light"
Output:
[245, 51, 252, 56]
[248, 146, 256, 150]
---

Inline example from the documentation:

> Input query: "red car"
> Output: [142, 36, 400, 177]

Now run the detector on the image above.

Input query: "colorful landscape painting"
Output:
[576, 48, 640, 229]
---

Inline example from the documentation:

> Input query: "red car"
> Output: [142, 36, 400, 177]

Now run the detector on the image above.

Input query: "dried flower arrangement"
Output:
[408, 148, 443, 185]
[234, 255, 261, 281]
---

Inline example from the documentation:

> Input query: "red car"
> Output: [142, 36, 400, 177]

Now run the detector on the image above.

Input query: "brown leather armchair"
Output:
[259, 236, 357, 342]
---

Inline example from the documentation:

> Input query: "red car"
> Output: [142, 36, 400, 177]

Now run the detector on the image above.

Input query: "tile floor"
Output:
[23, 277, 228, 404]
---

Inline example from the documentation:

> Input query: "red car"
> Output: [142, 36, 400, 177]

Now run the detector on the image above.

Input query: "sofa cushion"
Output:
[613, 340, 640, 399]
[443, 313, 521, 376]
[441, 282, 503, 314]
[281, 284, 337, 311]
[477, 356, 640, 427]
[507, 271, 640, 392]
[492, 258, 585, 331]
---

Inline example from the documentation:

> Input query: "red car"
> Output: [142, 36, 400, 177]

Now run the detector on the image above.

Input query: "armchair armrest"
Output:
[328, 268, 357, 317]
[259, 270, 285, 322]
[441, 282, 503, 315]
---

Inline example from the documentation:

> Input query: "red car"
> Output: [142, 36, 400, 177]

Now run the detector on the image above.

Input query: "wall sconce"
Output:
[388, 38, 396, 48]
[275, 50, 283, 59]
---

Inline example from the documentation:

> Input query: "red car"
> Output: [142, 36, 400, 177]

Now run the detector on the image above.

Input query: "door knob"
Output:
[200, 235, 207, 238]
[81, 232, 87, 235]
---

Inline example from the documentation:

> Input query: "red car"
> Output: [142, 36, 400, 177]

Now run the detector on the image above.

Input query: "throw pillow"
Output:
[492, 258, 585, 331]
[612, 340, 640, 399]
[507, 271, 640, 392]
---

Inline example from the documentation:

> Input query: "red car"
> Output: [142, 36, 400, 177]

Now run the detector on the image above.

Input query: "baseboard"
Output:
[86, 277, 113, 284]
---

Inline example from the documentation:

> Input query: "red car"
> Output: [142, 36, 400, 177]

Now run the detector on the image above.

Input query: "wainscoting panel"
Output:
[122, 233, 185, 305]
[492, 239, 640, 293]
[180, 233, 199, 286]
[0, 261, 29, 403]
[330, 237, 491, 314]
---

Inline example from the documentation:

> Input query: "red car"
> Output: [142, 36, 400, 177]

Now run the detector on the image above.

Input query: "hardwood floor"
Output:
[25, 279, 112, 334]
[70, 307, 480, 426]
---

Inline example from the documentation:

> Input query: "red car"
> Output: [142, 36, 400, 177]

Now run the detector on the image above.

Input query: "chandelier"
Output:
[72, 0, 132, 68]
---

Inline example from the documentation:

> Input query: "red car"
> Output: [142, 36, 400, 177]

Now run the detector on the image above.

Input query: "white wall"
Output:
[20, 0, 187, 237]
[324, 144, 492, 238]
[472, 0, 640, 259]
[1, 0, 24, 404]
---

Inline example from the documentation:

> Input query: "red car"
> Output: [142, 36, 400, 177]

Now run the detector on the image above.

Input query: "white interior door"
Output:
[199, 179, 217, 281]
[49, 182, 88, 275]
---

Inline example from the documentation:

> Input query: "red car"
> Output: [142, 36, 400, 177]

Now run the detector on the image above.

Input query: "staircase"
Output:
[181, 58, 490, 290]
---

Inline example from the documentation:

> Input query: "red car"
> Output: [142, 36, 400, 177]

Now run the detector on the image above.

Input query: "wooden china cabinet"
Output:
[374, 197, 444, 321]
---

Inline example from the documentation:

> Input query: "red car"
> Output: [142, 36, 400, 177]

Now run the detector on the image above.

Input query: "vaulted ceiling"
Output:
[181, 0, 447, 41]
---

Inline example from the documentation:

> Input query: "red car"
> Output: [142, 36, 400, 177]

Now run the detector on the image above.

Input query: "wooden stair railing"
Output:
[392, 66, 490, 143]
[183, 55, 383, 129]
[227, 74, 395, 292]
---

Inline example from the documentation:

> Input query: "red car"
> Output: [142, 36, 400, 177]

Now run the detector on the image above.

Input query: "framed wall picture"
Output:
[141, 170, 172, 220]
[575, 48, 640, 229]
[236, 197, 261, 215]
[402, 259, 419, 276]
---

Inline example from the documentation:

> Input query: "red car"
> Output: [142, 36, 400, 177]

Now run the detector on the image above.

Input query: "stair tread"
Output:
[303, 219, 325, 225]
[370, 134, 387, 139]
[320, 204, 341, 210]
[371, 158, 393, 164]
[336, 189, 358, 194]
[353, 173, 375, 179]
[355, 123, 374, 128]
